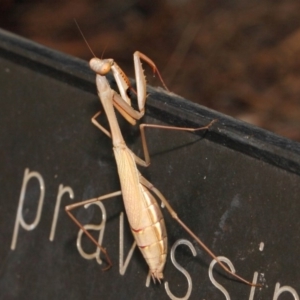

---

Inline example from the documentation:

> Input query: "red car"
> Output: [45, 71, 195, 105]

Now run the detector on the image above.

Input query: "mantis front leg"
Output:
[111, 51, 168, 114]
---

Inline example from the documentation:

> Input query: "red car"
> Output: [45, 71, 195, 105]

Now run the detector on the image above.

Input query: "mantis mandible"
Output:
[65, 32, 257, 287]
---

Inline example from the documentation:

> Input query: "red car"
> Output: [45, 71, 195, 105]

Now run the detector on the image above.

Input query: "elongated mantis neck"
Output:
[96, 74, 126, 147]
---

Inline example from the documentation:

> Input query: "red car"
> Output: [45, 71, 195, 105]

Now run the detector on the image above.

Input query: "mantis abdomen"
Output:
[114, 146, 167, 281]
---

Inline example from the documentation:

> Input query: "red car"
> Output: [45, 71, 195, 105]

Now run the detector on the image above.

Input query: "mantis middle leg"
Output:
[91, 110, 216, 168]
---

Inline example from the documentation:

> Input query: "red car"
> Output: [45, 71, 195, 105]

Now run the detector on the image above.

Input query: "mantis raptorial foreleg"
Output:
[65, 190, 122, 270]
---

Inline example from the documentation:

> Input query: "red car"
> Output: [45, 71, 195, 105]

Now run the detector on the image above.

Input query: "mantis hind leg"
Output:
[65, 190, 122, 270]
[139, 175, 258, 287]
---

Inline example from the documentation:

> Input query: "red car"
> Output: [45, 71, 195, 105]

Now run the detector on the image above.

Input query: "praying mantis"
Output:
[65, 34, 258, 287]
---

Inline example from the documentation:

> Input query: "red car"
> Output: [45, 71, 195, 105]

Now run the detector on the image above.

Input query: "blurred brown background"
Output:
[1, 0, 300, 141]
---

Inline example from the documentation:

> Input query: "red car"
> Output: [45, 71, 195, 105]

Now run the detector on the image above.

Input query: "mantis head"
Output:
[89, 58, 114, 76]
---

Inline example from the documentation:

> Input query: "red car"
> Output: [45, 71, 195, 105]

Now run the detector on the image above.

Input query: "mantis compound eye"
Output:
[98, 61, 112, 75]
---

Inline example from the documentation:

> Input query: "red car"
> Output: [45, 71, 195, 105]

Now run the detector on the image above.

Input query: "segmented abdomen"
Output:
[113, 146, 167, 280]
[131, 185, 167, 281]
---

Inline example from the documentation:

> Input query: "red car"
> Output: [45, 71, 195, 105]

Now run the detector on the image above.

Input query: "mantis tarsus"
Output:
[65, 36, 258, 287]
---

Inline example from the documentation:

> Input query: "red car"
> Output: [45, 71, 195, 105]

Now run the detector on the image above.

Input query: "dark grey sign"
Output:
[1, 29, 300, 299]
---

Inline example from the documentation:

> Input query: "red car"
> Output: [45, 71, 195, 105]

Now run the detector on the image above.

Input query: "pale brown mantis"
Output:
[65, 31, 259, 287]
